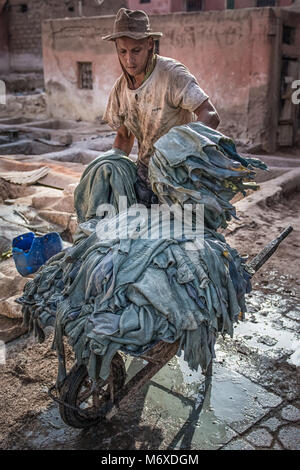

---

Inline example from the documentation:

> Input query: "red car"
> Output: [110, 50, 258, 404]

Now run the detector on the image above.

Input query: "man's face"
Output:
[116, 37, 153, 77]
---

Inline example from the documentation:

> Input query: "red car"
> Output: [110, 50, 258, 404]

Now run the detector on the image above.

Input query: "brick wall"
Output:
[4, 0, 128, 73]
[9, 1, 43, 66]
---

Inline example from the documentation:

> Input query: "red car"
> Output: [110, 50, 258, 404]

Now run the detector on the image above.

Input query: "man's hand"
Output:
[194, 99, 220, 129]
[113, 125, 135, 156]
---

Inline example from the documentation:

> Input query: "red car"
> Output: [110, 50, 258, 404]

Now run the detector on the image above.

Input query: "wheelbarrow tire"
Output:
[59, 353, 126, 429]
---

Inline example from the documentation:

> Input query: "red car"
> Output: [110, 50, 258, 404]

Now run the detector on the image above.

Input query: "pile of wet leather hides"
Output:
[17, 122, 268, 381]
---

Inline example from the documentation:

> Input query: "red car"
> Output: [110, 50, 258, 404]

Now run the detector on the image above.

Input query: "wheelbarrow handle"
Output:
[245, 225, 293, 275]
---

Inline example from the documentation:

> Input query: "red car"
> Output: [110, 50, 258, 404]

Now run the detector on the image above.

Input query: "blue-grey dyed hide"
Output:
[18, 123, 266, 381]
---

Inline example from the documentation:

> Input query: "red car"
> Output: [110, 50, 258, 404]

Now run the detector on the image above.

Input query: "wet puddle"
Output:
[124, 354, 282, 450]
[234, 289, 299, 353]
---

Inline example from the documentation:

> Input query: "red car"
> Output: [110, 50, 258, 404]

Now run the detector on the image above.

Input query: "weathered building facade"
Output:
[41, 7, 300, 151]
[127, 0, 294, 14]
[1, 0, 296, 74]
[0, 0, 128, 74]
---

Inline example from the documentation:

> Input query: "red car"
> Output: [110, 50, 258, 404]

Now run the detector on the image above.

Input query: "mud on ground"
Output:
[0, 335, 75, 447]
[218, 191, 300, 402]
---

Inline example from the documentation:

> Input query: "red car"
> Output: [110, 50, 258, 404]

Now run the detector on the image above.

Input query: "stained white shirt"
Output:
[103, 55, 209, 170]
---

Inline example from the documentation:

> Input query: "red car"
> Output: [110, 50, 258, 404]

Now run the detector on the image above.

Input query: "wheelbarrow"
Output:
[48, 226, 293, 429]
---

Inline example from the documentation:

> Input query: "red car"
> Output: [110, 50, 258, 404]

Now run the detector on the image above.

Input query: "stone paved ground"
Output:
[221, 400, 300, 450]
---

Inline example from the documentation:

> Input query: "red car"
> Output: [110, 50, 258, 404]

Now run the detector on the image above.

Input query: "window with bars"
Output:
[77, 62, 93, 90]
[186, 0, 204, 12]
[227, 0, 235, 9]
[257, 0, 276, 6]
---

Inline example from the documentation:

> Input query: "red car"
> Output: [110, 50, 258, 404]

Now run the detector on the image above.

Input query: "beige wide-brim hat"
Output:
[102, 8, 163, 41]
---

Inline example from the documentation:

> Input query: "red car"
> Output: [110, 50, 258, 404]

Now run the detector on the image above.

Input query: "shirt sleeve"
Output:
[102, 78, 125, 130]
[170, 64, 209, 112]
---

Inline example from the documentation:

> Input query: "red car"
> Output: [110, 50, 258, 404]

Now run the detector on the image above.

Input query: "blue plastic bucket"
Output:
[12, 232, 63, 277]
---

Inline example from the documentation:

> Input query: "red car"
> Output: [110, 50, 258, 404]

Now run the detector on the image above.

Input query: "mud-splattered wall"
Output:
[42, 7, 300, 150]
[154, 7, 282, 150]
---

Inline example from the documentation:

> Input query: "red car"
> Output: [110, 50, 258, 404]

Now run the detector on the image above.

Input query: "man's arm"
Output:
[113, 125, 135, 156]
[194, 99, 220, 130]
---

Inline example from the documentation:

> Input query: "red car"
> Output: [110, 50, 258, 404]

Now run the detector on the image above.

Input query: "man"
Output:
[102, 8, 220, 206]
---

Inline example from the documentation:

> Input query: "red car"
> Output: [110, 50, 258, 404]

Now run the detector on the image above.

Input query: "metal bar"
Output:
[139, 340, 178, 363]
[245, 225, 293, 275]
[48, 384, 83, 413]
[104, 340, 180, 419]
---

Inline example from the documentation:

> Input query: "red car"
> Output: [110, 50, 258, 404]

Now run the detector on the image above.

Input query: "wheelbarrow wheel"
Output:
[58, 352, 126, 428]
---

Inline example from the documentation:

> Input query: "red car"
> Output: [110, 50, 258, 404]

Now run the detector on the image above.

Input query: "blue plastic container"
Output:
[12, 231, 63, 277]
